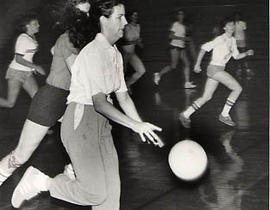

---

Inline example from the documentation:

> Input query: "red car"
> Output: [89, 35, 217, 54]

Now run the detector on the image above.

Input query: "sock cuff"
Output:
[192, 102, 200, 110]
[226, 99, 235, 106]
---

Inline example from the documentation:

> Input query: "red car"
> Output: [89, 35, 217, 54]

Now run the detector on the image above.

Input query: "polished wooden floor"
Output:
[0, 59, 268, 210]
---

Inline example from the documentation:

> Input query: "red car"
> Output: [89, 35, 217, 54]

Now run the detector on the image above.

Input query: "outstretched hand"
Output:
[133, 122, 164, 147]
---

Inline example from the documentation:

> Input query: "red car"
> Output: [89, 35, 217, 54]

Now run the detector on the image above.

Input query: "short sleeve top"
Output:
[202, 33, 239, 66]
[67, 33, 128, 105]
[9, 33, 38, 71]
[169, 22, 186, 48]
[46, 33, 78, 90]
[124, 23, 141, 44]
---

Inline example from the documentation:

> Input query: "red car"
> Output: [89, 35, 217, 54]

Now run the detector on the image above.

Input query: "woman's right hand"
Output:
[34, 66, 46, 75]
[246, 49, 254, 56]
[194, 64, 202, 73]
[132, 122, 164, 147]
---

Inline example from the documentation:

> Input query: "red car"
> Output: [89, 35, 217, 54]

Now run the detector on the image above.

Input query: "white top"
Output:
[124, 23, 140, 42]
[202, 34, 239, 66]
[170, 22, 186, 48]
[9, 33, 38, 71]
[234, 21, 247, 41]
[67, 33, 128, 105]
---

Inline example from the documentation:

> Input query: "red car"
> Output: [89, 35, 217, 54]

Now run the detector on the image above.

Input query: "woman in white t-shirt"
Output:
[154, 9, 196, 88]
[179, 17, 254, 128]
[0, 13, 45, 108]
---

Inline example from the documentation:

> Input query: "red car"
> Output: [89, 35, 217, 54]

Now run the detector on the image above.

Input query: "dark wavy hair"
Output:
[221, 16, 235, 28]
[57, 0, 124, 50]
[17, 13, 39, 33]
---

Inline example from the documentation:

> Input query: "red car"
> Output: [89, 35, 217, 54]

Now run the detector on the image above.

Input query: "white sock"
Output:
[221, 99, 235, 117]
[184, 102, 200, 118]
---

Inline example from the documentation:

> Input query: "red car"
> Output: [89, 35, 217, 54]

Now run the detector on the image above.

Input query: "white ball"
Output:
[168, 140, 208, 181]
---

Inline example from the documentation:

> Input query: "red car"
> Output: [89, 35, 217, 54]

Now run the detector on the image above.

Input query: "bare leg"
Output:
[212, 71, 242, 103]
[0, 119, 49, 185]
[190, 78, 219, 113]
[180, 78, 219, 128]
[22, 74, 38, 98]
[0, 79, 22, 108]
[180, 49, 191, 83]
[125, 53, 146, 87]
[159, 48, 179, 77]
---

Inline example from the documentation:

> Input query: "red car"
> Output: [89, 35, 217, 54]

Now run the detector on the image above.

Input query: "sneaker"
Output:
[153, 72, 161, 85]
[219, 114, 236, 127]
[63, 164, 76, 180]
[179, 113, 191, 128]
[11, 166, 49, 208]
[184, 81, 196, 89]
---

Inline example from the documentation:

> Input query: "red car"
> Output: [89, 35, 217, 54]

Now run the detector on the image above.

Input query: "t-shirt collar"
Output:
[96, 33, 115, 50]
[222, 33, 233, 41]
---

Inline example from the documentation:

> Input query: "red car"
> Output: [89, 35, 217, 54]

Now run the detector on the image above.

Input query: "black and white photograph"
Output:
[0, 0, 268, 209]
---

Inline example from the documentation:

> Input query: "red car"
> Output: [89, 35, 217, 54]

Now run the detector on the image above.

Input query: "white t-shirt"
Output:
[9, 33, 38, 71]
[202, 33, 239, 66]
[234, 21, 247, 41]
[170, 22, 186, 48]
[67, 33, 127, 105]
[124, 23, 140, 42]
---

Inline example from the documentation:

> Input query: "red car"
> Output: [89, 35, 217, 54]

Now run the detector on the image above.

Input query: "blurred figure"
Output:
[122, 11, 146, 92]
[154, 9, 196, 88]
[234, 12, 254, 78]
[212, 17, 223, 38]
[0, 0, 91, 188]
[0, 13, 45, 108]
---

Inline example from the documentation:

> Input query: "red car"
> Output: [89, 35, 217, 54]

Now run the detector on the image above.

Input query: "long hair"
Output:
[56, 0, 123, 50]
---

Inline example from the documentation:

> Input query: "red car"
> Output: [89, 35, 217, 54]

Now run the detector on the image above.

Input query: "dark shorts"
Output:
[207, 65, 225, 78]
[27, 84, 69, 127]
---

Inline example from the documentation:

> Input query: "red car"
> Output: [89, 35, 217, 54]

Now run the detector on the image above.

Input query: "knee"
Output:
[233, 84, 242, 93]
[238, 85, 243, 93]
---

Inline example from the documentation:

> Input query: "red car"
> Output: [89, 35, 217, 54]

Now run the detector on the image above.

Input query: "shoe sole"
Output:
[11, 166, 37, 208]
[219, 117, 236, 127]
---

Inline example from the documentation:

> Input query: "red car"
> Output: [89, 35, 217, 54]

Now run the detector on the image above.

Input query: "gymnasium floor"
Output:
[0, 1, 268, 210]
[0, 59, 268, 210]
